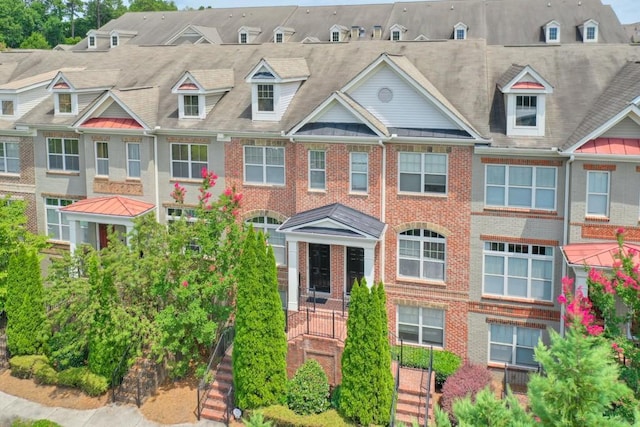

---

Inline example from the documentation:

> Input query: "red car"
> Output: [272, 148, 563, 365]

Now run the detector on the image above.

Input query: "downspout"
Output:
[379, 139, 387, 283]
[144, 130, 160, 222]
[560, 154, 575, 336]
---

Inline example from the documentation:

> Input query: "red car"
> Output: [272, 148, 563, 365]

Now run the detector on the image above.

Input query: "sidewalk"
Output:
[0, 391, 224, 427]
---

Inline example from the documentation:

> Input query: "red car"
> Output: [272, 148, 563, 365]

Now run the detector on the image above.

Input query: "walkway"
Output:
[0, 391, 223, 427]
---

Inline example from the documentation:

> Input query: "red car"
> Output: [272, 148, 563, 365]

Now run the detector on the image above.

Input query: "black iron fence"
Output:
[502, 364, 540, 397]
[285, 308, 347, 341]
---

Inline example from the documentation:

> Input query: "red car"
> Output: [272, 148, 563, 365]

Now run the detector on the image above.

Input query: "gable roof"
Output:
[563, 61, 640, 152]
[60, 196, 155, 217]
[165, 25, 223, 45]
[72, 87, 158, 130]
[173, 69, 234, 93]
[246, 57, 310, 82]
[497, 64, 553, 93]
[562, 242, 640, 268]
[48, 70, 120, 91]
[278, 203, 386, 240]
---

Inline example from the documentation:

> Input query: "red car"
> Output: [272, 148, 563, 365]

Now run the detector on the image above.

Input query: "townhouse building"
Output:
[0, 0, 638, 374]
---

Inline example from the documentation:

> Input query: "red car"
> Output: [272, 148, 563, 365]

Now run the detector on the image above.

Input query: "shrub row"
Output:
[391, 346, 462, 387]
[260, 405, 352, 427]
[9, 356, 108, 396]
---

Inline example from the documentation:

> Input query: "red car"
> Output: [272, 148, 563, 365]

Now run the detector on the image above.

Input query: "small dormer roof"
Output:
[245, 58, 310, 83]
[171, 69, 234, 93]
[164, 25, 222, 45]
[47, 70, 120, 92]
[454, 22, 468, 30]
[301, 36, 321, 43]
[544, 20, 560, 28]
[582, 18, 599, 27]
[238, 26, 261, 34]
[274, 26, 295, 35]
[86, 30, 108, 37]
[497, 64, 553, 94]
[390, 23, 407, 32]
[109, 29, 138, 37]
[0, 68, 83, 93]
[330, 24, 349, 32]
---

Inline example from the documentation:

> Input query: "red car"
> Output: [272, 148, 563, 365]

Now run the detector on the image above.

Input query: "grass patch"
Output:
[260, 405, 354, 426]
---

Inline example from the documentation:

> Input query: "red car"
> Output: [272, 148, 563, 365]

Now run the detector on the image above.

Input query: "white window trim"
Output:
[391, 30, 401, 41]
[397, 229, 446, 282]
[239, 31, 248, 44]
[88, 35, 96, 49]
[331, 31, 341, 42]
[484, 165, 557, 211]
[482, 241, 554, 302]
[488, 324, 541, 369]
[0, 141, 19, 174]
[0, 98, 16, 117]
[397, 305, 445, 348]
[398, 152, 448, 195]
[586, 170, 610, 217]
[45, 197, 72, 242]
[126, 143, 141, 179]
[47, 137, 79, 171]
[179, 94, 204, 119]
[349, 152, 368, 193]
[251, 83, 278, 121]
[243, 145, 286, 186]
[95, 141, 109, 177]
[505, 93, 546, 137]
[110, 34, 119, 48]
[308, 150, 326, 191]
[54, 92, 77, 115]
[584, 25, 598, 42]
[274, 32, 284, 43]
[170, 143, 208, 179]
[454, 23, 468, 40]
[545, 24, 560, 43]
[247, 215, 286, 266]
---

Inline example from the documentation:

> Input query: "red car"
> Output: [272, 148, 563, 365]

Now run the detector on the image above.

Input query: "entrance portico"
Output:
[277, 203, 386, 311]
[60, 196, 155, 252]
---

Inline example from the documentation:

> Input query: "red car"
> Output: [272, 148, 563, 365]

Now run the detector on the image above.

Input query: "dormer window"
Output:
[0, 100, 14, 116]
[275, 32, 283, 43]
[454, 22, 468, 40]
[88, 35, 96, 49]
[544, 21, 560, 43]
[581, 19, 599, 42]
[373, 25, 382, 40]
[58, 93, 72, 113]
[110, 34, 119, 48]
[183, 95, 200, 117]
[329, 25, 348, 42]
[390, 24, 407, 41]
[273, 26, 294, 44]
[171, 70, 234, 120]
[498, 65, 553, 137]
[240, 32, 248, 44]
[238, 26, 261, 44]
[257, 85, 274, 112]
[332, 31, 340, 42]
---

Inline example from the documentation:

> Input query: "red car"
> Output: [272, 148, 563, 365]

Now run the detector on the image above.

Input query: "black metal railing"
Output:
[424, 346, 434, 427]
[502, 364, 538, 398]
[286, 308, 347, 341]
[110, 340, 136, 404]
[224, 384, 234, 425]
[389, 338, 403, 427]
[196, 324, 235, 420]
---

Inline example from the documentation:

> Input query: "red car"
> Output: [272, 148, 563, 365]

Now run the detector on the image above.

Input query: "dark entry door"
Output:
[98, 224, 109, 249]
[346, 247, 365, 295]
[309, 243, 331, 293]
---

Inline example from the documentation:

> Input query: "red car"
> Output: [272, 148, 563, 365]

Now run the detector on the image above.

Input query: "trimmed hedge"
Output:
[58, 367, 108, 396]
[391, 346, 462, 388]
[9, 355, 50, 379]
[287, 359, 330, 415]
[260, 405, 353, 427]
[34, 363, 58, 385]
[11, 420, 62, 427]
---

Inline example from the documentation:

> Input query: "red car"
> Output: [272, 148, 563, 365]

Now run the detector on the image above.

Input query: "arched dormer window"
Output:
[398, 228, 446, 281]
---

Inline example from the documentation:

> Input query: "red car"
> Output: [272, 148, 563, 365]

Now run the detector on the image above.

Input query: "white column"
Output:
[125, 223, 133, 247]
[364, 245, 375, 288]
[68, 218, 78, 254]
[287, 238, 299, 311]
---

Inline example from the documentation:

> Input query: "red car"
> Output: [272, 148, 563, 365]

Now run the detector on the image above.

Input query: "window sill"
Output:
[585, 215, 609, 223]
[482, 294, 554, 306]
[395, 341, 444, 350]
[94, 175, 109, 180]
[170, 178, 201, 184]
[242, 182, 286, 188]
[397, 191, 447, 198]
[126, 178, 141, 182]
[348, 191, 368, 197]
[488, 362, 538, 371]
[396, 277, 447, 287]
[307, 188, 326, 193]
[46, 170, 80, 177]
[483, 207, 557, 216]
[0, 173, 20, 178]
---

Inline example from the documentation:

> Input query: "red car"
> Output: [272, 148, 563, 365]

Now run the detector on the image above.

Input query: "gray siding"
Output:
[317, 102, 358, 123]
[601, 117, 640, 138]
[17, 87, 49, 118]
[278, 81, 301, 119]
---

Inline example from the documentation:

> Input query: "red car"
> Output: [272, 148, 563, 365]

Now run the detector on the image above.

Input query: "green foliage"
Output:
[33, 363, 58, 385]
[339, 280, 393, 425]
[5, 245, 49, 355]
[440, 363, 493, 420]
[11, 420, 62, 427]
[243, 411, 273, 427]
[19, 32, 49, 49]
[528, 325, 634, 426]
[9, 355, 49, 379]
[233, 228, 288, 409]
[128, 0, 178, 12]
[392, 345, 462, 388]
[260, 405, 353, 427]
[449, 387, 534, 427]
[57, 367, 108, 396]
[287, 359, 330, 415]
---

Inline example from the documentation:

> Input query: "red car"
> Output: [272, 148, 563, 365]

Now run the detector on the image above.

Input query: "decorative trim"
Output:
[486, 317, 548, 329]
[393, 221, 451, 237]
[583, 164, 616, 171]
[479, 235, 559, 246]
[481, 157, 562, 167]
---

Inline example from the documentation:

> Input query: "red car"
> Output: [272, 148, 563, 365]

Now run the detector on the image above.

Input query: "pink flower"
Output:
[586, 324, 603, 336]
[612, 342, 624, 353]
[557, 294, 567, 304]
[182, 280, 188, 288]
[201, 166, 208, 178]
[224, 188, 233, 197]
[617, 227, 626, 235]
[233, 192, 243, 203]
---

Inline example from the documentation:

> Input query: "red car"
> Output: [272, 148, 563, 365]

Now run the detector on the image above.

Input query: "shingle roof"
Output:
[59, 70, 120, 90]
[279, 203, 386, 239]
[263, 58, 310, 80]
[188, 69, 234, 91]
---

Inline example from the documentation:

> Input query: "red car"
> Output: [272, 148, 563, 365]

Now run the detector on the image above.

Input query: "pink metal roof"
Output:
[60, 196, 154, 217]
[81, 118, 143, 129]
[53, 82, 69, 89]
[577, 138, 640, 155]
[512, 82, 544, 89]
[562, 242, 640, 268]
[179, 83, 198, 90]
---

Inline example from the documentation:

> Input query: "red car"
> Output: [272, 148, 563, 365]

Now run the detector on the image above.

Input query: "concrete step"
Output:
[200, 406, 227, 422]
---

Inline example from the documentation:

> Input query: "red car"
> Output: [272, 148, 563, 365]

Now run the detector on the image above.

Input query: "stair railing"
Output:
[110, 339, 136, 403]
[389, 337, 403, 427]
[424, 346, 434, 427]
[196, 324, 235, 420]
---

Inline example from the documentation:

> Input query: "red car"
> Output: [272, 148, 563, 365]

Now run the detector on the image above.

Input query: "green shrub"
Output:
[57, 366, 108, 396]
[9, 355, 49, 379]
[287, 359, 330, 415]
[243, 411, 273, 427]
[260, 405, 353, 427]
[34, 363, 58, 385]
[11, 420, 62, 427]
[391, 346, 461, 388]
[330, 385, 341, 409]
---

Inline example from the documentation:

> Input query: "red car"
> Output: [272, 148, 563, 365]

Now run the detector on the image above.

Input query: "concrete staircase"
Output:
[393, 364, 435, 426]
[0, 331, 8, 370]
[200, 349, 234, 422]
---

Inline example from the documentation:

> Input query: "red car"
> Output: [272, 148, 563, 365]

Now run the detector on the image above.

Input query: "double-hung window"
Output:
[515, 96, 538, 127]
[58, 93, 72, 113]
[244, 146, 285, 185]
[1, 100, 14, 116]
[331, 31, 340, 42]
[171, 143, 207, 179]
[399, 152, 447, 194]
[95, 142, 109, 176]
[46, 198, 72, 241]
[257, 84, 274, 112]
[309, 150, 326, 190]
[183, 95, 200, 117]
[398, 229, 446, 281]
[48, 138, 79, 171]
[483, 242, 553, 301]
[489, 324, 540, 368]
[586, 171, 609, 217]
[398, 305, 444, 347]
[127, 143, 141, 178]
[350, 152, 368, 192]
[0, 142, 19, 174]
[485, 165, 556, 210]
[247, 216, 286, 265]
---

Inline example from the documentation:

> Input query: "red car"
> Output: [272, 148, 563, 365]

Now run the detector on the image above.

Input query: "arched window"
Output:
[398, 229, 445, 281]
[247, 216, 286, 265]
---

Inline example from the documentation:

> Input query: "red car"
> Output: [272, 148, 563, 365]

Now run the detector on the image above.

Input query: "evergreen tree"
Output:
[233, 227, 287, 409]
[5, 245, 49, 355]
[340, 280, 393, 425]
[528, 324, 633, 426]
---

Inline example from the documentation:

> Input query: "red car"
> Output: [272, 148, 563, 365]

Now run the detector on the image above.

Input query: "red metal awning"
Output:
[60, 196, 154, 217]
[80, 117, 143, 129]
[576, 138, 640, 155]
[562, 242, 640, 268]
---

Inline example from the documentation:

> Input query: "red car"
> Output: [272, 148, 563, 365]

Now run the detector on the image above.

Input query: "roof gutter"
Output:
[474, 146, 562, 158]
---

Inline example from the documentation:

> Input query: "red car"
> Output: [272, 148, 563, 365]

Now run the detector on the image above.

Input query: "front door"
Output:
[346, 247, 365, 295]
[309, 243, 331, 293]
[98, 224, 109, 249]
